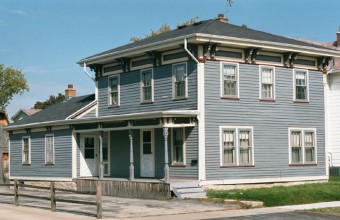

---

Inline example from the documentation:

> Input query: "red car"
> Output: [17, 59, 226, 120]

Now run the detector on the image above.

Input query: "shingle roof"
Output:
[10, 94, 95, 126]
[78, 19, 334, 63]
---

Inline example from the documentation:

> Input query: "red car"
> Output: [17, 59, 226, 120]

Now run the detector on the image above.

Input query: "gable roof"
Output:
[9, 94, 96, 127]
[78, 19, 339, 64]
[11, 108, 41, 121]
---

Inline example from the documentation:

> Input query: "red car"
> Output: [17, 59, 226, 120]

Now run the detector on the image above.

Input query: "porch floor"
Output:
[76, 177, 199, 184]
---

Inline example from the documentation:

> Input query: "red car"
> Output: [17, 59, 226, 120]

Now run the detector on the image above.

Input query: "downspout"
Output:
[83, 62, 95, 82]
[184, 39, 206, 181]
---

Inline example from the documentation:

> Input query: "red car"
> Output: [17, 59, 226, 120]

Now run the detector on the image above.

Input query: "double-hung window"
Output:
[294, 70, 308, 101]
[22, 137, 31, 164]
[173, 63, 187, 99]
[109, 75, 120, 106]
[260, 66, 275, 100]
[141, 69, 153, 103]
[289, 128, 316, 164]
[172, 128, 185, 165]
[221, 126, 254, 166]
[221, 63, 239, 98]
[45, 135, 54, 165]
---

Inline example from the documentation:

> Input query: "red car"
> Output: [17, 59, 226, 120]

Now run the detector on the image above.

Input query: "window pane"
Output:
[239, 148, 250, 164]
[173, 128, 184, 163]
[292, 147, 302, 163]
[85, 138, 95, 159]
[223, 130, 235, 164]
[296, 86, 307, 100]
[110, 76, 119, 105]
[23, 138, 29, 163]
[305, 132, 315, 163]
[239, 130, 251, 164]
[223, 65, 237, 96]
[174, 64, 186, 98]
[143, 143, 152, 154]
[45, 136, 54, 164]
[305, 147, 315, 162]
[103, 133, 108, 161]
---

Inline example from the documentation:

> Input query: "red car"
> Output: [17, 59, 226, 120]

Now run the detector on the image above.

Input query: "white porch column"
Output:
[163, 127, 170, 182]
[129, 129, 134, 181]
[98, 132, 104, 180]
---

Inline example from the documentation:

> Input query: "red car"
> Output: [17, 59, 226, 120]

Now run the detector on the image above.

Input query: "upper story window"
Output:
[173, 63, 187, 99]
[22, 136, 31, 164]
[172, 128, 185, 165]
[141, 69, 153, 103]
[221, 126, 254, 167]
[260, 66, 275, 100]
[45, 135, 54, 165]
[221, 63, 239, 98]
[289, 128, 317, 164]
[294, 70, 308, 102]
[109, 75, 120, 106]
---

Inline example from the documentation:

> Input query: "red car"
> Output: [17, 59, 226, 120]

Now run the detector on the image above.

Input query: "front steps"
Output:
[171, 181, 206, 199]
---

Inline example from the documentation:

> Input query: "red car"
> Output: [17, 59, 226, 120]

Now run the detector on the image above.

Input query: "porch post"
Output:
[99, 132, 104, 180]
[129, 129, 134, 181]
[163, 127, 170, 182]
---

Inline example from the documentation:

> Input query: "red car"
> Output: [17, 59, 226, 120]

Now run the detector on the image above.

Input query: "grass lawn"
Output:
[305, 207, 340, 216]
[207, 177, 340, 207]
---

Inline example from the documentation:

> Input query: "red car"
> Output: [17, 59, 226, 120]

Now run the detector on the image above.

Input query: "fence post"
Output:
[96, 181, 102, 219]
[50, 181, 56, 212]
[14, 179, 18, 206]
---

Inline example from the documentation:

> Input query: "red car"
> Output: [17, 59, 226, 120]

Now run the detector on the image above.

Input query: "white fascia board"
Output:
[78, 34, 198, 65]
[66, 100, 97, 120]
[328, 69, 340, 74]
[4, 110, 199, 131]
[195, 34, 340, 58]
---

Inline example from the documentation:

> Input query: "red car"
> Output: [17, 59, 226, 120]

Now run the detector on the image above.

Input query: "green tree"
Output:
[0, 64, 29, 110]
[33, 93, 65, 109]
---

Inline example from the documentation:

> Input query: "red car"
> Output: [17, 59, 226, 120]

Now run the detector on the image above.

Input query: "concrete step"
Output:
[171, 181, 206, 199]
[180, 192, 207, 199]
[170, 181, 199, 189]
[175, 187, 205, 193]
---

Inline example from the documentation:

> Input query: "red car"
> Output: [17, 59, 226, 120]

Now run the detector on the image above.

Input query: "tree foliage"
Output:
[0, 64, 29, 110]
[130, 16, 200, 42]
[33, 93, 65, 110]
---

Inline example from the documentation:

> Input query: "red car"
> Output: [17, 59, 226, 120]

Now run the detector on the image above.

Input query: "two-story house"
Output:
[5, 15, 340, 189]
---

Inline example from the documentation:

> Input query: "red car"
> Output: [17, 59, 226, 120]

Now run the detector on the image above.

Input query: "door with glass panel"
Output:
[80, 135, 98, 177]
[140, 129, 155, 177]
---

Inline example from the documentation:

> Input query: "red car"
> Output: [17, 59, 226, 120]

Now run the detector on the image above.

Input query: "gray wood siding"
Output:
[109, 127, 198, 179]
[98, 62, 197, 116]
[204, 61, 325, 180]
[10, 129, 73, 178]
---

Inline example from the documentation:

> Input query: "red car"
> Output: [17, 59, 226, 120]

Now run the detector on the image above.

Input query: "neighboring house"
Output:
[4, 15, 340, 187]
[0, 110, 10, 184]
[11, 108, 41, 123]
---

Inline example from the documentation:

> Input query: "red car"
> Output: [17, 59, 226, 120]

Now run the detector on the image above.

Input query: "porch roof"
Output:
[4, 110, 198, 131]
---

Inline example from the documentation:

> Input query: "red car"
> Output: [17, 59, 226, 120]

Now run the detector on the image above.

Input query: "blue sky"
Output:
[0, 0, 339, 118]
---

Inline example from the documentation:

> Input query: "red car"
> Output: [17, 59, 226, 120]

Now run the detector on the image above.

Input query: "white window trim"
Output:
[288, 127, 317, 165]
[259, 65, 276, 100]
[45, 134, 55, 165]
[108, 75, 120, 107]
[140, 68, 154, 103]
[162, 49, 189, 65]
[171, 127, 186, 165]
[294, 55, 318, 70]
[293, 69, 309, 102]
[22, 136, 31, 165]
[255, 51, 284, 66]
[103, 132, 110, 176]
[220, 62, 240, 99]
[172, 62, 188, 100]
[213, 47, 245, 62]
[219, 126, 254, 166]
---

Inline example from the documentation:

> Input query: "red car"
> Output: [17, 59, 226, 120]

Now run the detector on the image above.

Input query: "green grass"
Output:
[306, 207, 340, 216]
[207, 177, 340, 207]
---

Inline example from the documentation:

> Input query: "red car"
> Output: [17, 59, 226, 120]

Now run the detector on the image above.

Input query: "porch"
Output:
[74, 111, 199, 186]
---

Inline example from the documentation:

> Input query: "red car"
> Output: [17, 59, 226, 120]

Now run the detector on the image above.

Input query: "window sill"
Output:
[140, 101, 153, 105]
[220, 165, 255, 168]
[220, 97, 240, 100]
[259, 99, 276, 102]
[293, 100, 309, 104]
[108, 105, 120, 109]
[171, 164, 186, 167]
[45, 163, 55, 166]
[289, 163, 317, 166]
[22, 163, 31, 166]
[173, 97, 188, 101]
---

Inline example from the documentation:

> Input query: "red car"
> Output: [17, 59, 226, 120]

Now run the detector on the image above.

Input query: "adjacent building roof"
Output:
[11, 108, 41, 122]
[9, 94, 96, 127]
[78, 18, 338, 64]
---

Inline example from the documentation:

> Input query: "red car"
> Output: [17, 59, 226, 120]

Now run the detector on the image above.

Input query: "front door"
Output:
[140, 129, 155, 177]
[80, 135, 98, 177]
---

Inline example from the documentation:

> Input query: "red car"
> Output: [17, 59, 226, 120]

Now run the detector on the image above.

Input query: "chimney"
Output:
[216, 14, 228, 23]
[65, 84, 76, 100]
[337, 26, 340, 48]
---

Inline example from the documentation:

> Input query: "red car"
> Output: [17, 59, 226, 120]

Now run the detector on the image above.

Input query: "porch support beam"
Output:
[163, 127, 170, 182]
[99, 132, 104, 180]
[129, 129, 135, 181]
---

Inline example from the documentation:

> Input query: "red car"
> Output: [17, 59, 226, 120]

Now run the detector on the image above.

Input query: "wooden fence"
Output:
[76, 179, 171, 199]
[0, 179, 103, 219]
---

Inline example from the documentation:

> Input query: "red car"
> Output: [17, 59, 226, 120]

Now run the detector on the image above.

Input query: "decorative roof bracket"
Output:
[147, 51, 162, 67]
[116, 58, 130, 73]
[245, 47, 260, 64]
[89, 64, 103, 81]
[317, 56, 332, 71]
[284, 52, 298, 68]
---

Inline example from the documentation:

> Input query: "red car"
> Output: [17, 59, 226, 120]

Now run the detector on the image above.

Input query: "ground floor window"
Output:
[22, 136, 31, 164]
[289, 128, 317, 164]
[220, 126, 254, 166]
[171, 128, 185, 165]
[45, 135, 54, 165]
